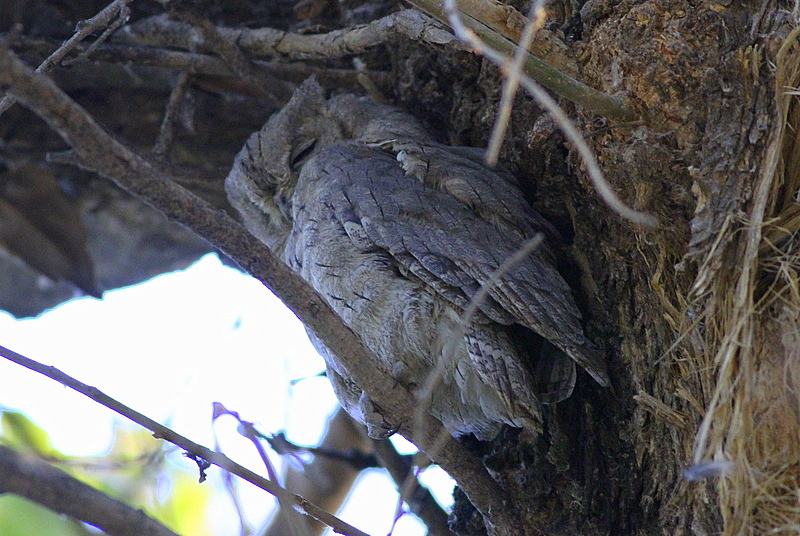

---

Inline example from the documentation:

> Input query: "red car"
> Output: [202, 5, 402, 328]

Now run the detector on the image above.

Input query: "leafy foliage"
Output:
[0, 410, 213, 536]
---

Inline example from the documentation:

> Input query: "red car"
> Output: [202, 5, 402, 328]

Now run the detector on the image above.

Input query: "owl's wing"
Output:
[314, 143, 609, 387]
[393, 143, 564, 244]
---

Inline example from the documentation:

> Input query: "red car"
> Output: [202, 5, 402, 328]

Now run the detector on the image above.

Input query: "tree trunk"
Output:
[391, 2, 798, 534]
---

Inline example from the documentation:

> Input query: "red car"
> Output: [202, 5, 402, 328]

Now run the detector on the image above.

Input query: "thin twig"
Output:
[171, 10, 291, 105]
[212, 403, 313, 536]
[266, 433, 380, 470]
[117, 7, 633, 121]
[0, 445, 182, 536]
[0, 0, 133, 116]
[443, 0, 657, 227]
[216, 405, 312, 536]
[262, 409, 372, 536]
[11, 37, 387, 94]
[210, 403, 256, 536]
[486, 0, 546, 166]
[515, 63, 658, 226]
[61, 3, 131, 66]
[0, 344, 370, 536]
[369, 438, 455, 536]
[153, 71, 192, 156]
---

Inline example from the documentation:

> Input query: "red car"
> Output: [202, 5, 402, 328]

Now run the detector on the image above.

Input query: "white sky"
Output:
[0, 254, 453, 536]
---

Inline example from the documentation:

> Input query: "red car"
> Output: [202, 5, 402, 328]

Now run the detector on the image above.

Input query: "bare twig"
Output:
[107, 3, 632, 123]
[515, 63, 658, 226]
[263, 409, 372, 536]
[486, 0, 546, 166]
[415, 235, 544, 435]
[11, 37, 390, 93]
[443, 0, 657, 227]
[0, 43, 524, 536]
[266, 433, 380, 470]
[0, 343, 369, 536]
[412, 235, 547, 470]
[0, 444, 182, 536]
[170, 10, 291, 104]
[61, 3, 131, 66]
[211, 403, 257, 536]
[153, 71, 192, 156]
[0, 0, 133, 116]
[117, 7, 632, 121]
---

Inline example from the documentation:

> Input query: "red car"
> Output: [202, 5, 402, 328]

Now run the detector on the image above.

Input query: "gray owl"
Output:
[226, 78, 609, 440]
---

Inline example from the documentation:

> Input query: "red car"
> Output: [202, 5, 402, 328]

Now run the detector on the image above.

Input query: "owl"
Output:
[225, 78, 609, 440]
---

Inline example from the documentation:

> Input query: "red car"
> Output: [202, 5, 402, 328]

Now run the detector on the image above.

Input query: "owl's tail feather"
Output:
[565, 341, 611, 388]
[534, 340, 578, 404]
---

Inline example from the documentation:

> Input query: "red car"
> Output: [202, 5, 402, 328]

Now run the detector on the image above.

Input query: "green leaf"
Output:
[0, 496, 86, 536]
[151, 469, 216, 536]
[0, 411, 61, 459]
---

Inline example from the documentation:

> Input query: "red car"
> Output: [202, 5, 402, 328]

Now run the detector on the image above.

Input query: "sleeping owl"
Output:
[225, 78, 609, 440]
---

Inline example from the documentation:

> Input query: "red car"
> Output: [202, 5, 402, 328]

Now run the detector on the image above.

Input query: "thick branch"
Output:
[0, 444, 181, 536]
[0, 43, 524, 536]
[116, 10, 456, 60]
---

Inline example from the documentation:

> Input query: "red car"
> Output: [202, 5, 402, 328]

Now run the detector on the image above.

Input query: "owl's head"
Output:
[226, 77, 432, 250]
[225, 77, 343, 249]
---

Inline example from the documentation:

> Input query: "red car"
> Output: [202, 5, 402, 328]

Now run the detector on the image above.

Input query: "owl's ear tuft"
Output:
[284, 76, 327, 116]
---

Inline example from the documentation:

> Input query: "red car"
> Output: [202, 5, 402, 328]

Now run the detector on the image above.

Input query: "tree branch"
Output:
[0, 43, 525, 536]
[116, 10, 457, 60]
[409, 0, 636, 121]
[0, 444, 181, 536]
[0, 0, 133, 115]
[12, 37, 386, 93]
[0, 344, 369, 536]
[116, 6, 634, 121]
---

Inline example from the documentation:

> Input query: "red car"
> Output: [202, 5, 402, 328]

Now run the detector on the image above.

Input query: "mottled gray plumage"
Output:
[226, 78, 608, 440]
